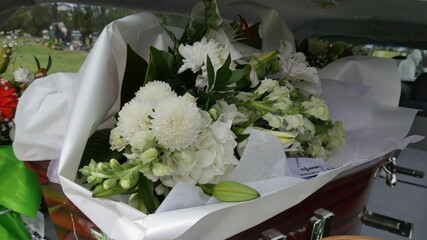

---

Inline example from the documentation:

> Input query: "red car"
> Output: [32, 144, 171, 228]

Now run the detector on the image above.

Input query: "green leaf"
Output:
[235, 133, 250, 143]
[206, 55, 215, 90]
[46, 55, 52, 72]
[145, 46, 174, 84]
[226, 69, 245, 86]
[34, 56, 41, 69]
[121, 44, 148, 108]
[138, 173, 158, 214]
[79, 129, 124, 178]
[213, 55, 232, 89]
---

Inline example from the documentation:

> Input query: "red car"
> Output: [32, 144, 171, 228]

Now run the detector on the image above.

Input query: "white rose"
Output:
[302, 96, 329, 121]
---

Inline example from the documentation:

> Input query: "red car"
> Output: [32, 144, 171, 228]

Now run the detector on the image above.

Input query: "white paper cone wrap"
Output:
[12, 8, 424, 240]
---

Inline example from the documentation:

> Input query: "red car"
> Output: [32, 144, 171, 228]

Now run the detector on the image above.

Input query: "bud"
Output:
[208, 107, 220, 121]
[87, 176, 103, 185]
[109, 158, 121, 171]
[212, 181, 260, 202]
[79, 166, 92, 176]
[88, 159, 97, 171]
[120, 171, 139, 189]
[97, 162, 109, 172]
[141, 148, 158, 164]
[152, 163, 173, 177]
[255, 127, 296, 146]
[103, 179, 117, 190]
[246, 51, 281, 79]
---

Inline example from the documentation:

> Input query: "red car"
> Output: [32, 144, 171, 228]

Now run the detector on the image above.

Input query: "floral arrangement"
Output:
[297, 38, 353, 69]
[0, 30, 51, 144]
[78, 0, 347, 214]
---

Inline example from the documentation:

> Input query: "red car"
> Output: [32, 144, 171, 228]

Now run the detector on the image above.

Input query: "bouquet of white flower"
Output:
[12, 0, 421, 239]
[77, 0, 346, 214]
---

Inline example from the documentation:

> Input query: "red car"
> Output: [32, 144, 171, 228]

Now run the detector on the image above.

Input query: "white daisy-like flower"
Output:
[116, 99, 154, 141]
[13, 67, 34, 83]
[151, 96, 202, 151]
[134, 80, 176, 102]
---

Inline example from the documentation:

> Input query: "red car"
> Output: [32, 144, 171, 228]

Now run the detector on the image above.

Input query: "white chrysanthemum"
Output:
[13, 67, 33, 83]
[134, 80, 176, 102]
[178, 38, 228, 73]
[178, 37, 235, 89]
[116, 99, 154, 141]
[151, 96, 202, 151]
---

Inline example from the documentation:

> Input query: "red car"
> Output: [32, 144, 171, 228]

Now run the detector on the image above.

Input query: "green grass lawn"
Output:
[3, 40, 88, 79]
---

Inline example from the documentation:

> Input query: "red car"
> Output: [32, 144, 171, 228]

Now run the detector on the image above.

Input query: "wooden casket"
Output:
[25, 154, 390, 240]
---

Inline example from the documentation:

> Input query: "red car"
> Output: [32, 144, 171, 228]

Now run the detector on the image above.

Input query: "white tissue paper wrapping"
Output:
[13, 10, 423, 240]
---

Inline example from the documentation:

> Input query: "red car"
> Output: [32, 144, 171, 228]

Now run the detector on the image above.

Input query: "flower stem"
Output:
[92, 164, 144, 179]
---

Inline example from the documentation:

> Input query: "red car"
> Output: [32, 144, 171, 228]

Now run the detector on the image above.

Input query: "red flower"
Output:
[0, 78, 18, 122]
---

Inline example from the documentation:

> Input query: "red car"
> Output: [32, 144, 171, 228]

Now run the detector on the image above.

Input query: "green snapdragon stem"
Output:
[91, 164, 144, 179]
[237, 100, 303, 116]
[0, 145, 42, 240]
[249, 101, 280, 113]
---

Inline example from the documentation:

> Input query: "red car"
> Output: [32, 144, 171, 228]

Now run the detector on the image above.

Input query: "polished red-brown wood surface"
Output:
[26, 155, 387, 240]
[26, 161, 100, 240]
[228, 156, 388, 240]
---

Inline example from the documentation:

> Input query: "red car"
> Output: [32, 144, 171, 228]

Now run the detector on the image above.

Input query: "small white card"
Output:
[287, 158, 335, 179]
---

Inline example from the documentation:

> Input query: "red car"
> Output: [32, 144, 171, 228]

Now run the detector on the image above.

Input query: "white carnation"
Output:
[134, 80, 176, 102]
[151, 96, 202, 151]
[13, 67, 33, 83]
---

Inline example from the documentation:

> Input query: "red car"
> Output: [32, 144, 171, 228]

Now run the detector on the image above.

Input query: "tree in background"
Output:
[0, 4, 138, 39]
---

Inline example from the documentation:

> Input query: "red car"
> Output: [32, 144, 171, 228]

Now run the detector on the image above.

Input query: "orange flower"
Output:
[0, 78, 18, 121]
